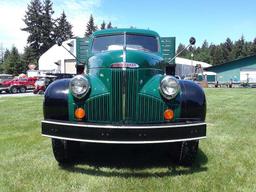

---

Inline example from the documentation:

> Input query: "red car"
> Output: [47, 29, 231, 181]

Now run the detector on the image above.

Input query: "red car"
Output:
[0, 77, 37, 94]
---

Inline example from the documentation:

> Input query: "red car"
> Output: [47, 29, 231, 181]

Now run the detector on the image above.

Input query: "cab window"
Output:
[92, 34, 158, 53]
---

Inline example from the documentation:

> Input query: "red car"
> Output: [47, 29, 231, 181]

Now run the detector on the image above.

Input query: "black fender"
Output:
[179, 80, 206, 121]
[44, 79, 70, 120]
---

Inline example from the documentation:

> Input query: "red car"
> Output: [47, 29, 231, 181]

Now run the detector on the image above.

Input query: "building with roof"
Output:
[205, 55, 256, 83]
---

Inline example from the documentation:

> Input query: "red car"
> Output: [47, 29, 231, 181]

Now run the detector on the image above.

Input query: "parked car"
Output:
[33, 74, 74, 94]
[33, 77, 53, 94]
[42, 28, 207, 166]
[0, 77, 37, 93]
[0, 74, 13, 83]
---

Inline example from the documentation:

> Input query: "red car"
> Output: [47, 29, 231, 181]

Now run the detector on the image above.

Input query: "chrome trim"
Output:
[159, 75, 180, 100]
[69, 75, 90, 99]
[42, 134, 206, 144]
[122, 32, 127, 121]
[42, 120, 206, 129]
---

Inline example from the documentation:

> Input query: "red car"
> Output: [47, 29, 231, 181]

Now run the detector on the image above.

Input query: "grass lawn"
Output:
[0, 88, 256, 192]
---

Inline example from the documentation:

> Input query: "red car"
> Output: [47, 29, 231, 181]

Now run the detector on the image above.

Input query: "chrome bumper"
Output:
[42, 120, 207, 144]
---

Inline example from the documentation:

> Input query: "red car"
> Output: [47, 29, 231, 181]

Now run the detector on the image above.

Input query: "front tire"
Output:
[174, 140, 199, 166]
[51, 139, 80, 165]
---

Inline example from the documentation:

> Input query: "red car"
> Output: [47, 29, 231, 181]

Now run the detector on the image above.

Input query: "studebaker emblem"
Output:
[111, 62, 139, 68]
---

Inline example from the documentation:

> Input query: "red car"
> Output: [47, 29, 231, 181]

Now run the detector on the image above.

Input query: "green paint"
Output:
[206, 55, 256, 83]
[69, 28, 180, 123]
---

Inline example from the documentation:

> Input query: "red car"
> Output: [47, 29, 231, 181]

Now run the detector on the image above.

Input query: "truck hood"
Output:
[88, 50, 164, 69]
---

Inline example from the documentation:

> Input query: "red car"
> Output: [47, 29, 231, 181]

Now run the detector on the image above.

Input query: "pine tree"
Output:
[107, 22, 112, 29]
[3, 49, 10, 62]
[100, 21, 106, 30]
[41, 0, 55, 54]
[22, 46, 37, 67]
[232, 36, 247, 59]
[22, 0, 56, 61]
[85, 14, 97, 37]
[250, 38, 256, 55]
[22, 0, 43, 61]
[2, 47, 25, 75]
[176, 43, 188, 57]
[54, 11, 73, 41]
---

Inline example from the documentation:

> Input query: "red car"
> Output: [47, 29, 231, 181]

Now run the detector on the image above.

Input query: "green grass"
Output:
[0, 89, 256, 192]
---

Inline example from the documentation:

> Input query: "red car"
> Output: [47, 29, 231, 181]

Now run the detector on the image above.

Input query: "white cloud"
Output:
[0, 1, 28, 52]
[53, 0, 106, 36]
[0, 0, 116, 52]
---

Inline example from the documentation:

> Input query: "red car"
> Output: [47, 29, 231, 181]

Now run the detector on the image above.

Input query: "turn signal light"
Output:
[164, 109, 174, 120]
[75, 108, 86, 120]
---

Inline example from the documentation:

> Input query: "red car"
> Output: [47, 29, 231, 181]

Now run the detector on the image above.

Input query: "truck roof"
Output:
[92, 28, 160, 37]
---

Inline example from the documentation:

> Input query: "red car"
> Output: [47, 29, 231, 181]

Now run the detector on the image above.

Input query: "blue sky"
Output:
[0, 0, 256, 52]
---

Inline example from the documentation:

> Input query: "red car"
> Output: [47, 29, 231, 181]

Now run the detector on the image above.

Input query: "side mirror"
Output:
[56, 37, 63, 46]
[189, 37, 196, 45]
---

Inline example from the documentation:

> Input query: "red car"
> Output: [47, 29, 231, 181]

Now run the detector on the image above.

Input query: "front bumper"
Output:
[42, 120, 206, 144]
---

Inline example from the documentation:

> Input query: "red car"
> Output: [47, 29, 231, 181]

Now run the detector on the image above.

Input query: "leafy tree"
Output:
[54, 11, 73, 41]
[85, 14, 97, 37]
[100, 21, 106, 30]
[107, 22, 112, 29]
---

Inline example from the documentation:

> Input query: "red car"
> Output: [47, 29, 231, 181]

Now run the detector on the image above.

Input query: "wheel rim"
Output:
[20, 87, 26, 93]
[12, 88, 17, 93]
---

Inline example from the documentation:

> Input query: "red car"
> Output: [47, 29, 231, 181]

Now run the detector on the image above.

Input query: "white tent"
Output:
[175, 57, 212, 78]
[38, 39, 77, 74]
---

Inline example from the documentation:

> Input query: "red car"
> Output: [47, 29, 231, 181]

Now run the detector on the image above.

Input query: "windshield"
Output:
[92, 34, 159, 53]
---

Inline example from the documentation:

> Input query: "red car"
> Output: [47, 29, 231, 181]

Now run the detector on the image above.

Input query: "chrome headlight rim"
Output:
[160, 75, 180, 100]
[69, 75, 90, 99]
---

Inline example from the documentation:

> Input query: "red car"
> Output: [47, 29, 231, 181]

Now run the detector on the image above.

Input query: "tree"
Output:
[100, 21, 106, 30]
[176, 43, 188, 57]
[232, 36, 247, 59]
[22, 0, 55, 62]
[250, 38, 256, 55]
[22, 0, 43, 61]
[40, 0, 55, 54]
[107, 22, 112, 29]
[3, 49, 10, 62]
[85, 14, 97, 37]
[22, 46, 37, 67]
[54, 11, 73, 41]
[2, 47, 25, 75]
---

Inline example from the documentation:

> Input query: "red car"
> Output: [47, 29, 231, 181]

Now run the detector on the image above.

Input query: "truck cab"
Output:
[42, 28, 206, 166]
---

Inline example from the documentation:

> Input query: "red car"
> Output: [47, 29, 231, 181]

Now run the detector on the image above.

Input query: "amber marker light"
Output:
[75, 108, 86, 120]
[164, 109, 174, 120]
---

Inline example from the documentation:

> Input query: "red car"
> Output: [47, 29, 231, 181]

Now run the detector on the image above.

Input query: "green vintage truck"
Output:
[42, 28, 206, 165]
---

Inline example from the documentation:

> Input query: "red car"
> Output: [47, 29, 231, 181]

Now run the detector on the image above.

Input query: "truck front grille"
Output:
[84, 69, 167, 124]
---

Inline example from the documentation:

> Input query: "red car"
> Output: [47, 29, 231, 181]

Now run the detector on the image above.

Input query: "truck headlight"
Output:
[160, 76, 180, 99]
[70, 75, 90, 98]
